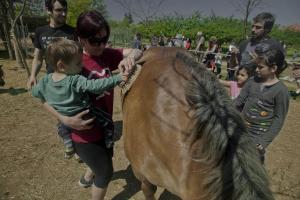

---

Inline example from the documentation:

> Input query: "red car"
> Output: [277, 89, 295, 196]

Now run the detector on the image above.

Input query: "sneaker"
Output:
[64, 146, 75, 159]
[104, 129, 114, 148]
[78, 176, 93, 188]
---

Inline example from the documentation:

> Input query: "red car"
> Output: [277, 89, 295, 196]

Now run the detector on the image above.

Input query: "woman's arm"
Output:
[42, 102, 95, 130]
[122, 48, 143, 60]
[118, 48, 143, 74]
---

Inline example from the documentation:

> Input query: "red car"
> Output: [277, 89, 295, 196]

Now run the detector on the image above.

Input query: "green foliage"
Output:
[67, 0, 107, 26]
[271, 26, 300, 48]
[123, 13, 134, 25]
[14, 0, 46, 16]
[113, 14, 246, 46]
[110, 14, 300, 49]
[109, 20, 135, 47]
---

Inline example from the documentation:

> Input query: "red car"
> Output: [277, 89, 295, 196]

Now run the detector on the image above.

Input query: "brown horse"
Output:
[0, 65, 5, 86]
[122, 47, 274, 200]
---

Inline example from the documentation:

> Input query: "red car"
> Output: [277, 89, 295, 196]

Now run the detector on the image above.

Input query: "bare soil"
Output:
[0, 58, 299, 200]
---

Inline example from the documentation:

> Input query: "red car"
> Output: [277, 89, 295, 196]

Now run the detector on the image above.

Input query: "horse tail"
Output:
[176, 52, 274, 200]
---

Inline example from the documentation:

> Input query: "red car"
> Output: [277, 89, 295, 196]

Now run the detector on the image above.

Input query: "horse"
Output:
[122, 47, 274, 200]
[0, 65, 5, 86]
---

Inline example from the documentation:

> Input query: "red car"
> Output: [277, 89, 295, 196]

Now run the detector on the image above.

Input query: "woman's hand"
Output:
[60, 110, 95, 130]
[118, 57, 135, 82]
[118, 57, 135, 74]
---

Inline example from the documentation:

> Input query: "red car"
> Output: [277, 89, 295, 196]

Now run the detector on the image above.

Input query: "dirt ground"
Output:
[0, 58, 299, 200]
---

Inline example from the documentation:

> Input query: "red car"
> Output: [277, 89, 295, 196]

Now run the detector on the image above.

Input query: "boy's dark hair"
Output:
[46, 38, 81, 70]
[255, 43, 286, 75]
[76, 10, 110, 39]
[45, 0, 67, 12]
[253, 12, 275, 34]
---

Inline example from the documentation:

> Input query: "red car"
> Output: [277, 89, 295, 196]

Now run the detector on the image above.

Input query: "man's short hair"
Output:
[253, 12, 275, 33]
[45, 0, 67, 12]
[46, 38, 81, 70]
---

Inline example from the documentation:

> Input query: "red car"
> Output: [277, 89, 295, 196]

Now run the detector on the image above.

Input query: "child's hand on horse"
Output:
[118, 57, 135, 75]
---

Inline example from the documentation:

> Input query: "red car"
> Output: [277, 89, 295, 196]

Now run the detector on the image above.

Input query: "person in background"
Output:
[203, 36, 218, 70]
[195, 31, 205, 52]
[185, 38, 192, 50]
[132, 33, 142, 49]
[214, 47, 222, 76]
[238, 12, 283, 72]
[219, 62, 256, 99]
[226, 45, 239, 81]
[290, 62, 300, 97]
[27, 0, 77, 159]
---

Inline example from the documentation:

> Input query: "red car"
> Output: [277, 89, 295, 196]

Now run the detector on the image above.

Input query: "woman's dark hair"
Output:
[45, 0, 67, 12]
[76, 10, 110, 39]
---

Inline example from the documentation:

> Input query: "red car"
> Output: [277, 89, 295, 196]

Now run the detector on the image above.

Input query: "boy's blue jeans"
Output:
[57, 122, 72, 147]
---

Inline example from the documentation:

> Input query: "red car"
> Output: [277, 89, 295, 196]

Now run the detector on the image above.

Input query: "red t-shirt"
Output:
[71, 48, 123, 143]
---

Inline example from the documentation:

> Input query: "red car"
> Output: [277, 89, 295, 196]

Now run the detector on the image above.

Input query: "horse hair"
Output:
[176, 52, 274, 200]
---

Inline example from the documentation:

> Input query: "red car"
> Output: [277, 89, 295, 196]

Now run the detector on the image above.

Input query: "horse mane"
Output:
[121, 63, 142, 97]
[176, 53, 274, 200]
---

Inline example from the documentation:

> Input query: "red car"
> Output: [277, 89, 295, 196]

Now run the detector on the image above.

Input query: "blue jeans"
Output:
[57, 122, 72, 147]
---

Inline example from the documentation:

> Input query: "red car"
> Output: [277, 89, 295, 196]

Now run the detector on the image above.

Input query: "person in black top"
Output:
[27, 0, 76, 159]
[237, 12, 284, 71]
[27, 0, 75, 89]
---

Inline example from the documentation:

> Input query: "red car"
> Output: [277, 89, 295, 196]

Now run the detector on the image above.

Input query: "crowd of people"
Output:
[27, 0, 290, 199]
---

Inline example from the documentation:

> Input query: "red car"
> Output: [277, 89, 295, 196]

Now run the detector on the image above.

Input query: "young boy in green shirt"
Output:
[32, 38, 128, 155]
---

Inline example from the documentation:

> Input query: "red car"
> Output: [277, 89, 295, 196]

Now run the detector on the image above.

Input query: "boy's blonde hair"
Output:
[46, 38, 81, 70]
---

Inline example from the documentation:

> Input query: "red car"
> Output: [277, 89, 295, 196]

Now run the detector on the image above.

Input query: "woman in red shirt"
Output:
[43, 10, 142, 200]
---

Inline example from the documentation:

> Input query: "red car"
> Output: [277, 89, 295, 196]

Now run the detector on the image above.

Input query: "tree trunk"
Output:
[9, 0, 30, 76]
[0, 0, 14, 59]
[2, 22, 15, 59]
[243, 0, 251, 38]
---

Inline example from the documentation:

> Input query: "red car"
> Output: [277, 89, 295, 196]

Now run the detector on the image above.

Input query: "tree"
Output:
[123, 12, 134, 25]
[112, 0, 166, 23]
[67, 0, 108, 26]
[230, 0, 265, 38]
[10, 0, 30, 75]
[14, 0, 45, 16]
[0, 0, 14, 59]
[90, 0, 108, 17]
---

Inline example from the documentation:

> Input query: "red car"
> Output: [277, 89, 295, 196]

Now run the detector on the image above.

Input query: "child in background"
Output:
[234, 43, 289, 163]
[214, 48, 223, 77]
[31, 38, 129, 155]
[226, 45, 239, 80]
[291, 62, 300, 97]
[219, 63, 256, 99]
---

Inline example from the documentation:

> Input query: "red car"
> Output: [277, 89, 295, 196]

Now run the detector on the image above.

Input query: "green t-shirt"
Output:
[32, 73, 122, 116]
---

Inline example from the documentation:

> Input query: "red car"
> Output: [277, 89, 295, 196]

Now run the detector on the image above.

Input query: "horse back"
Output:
[122, 47, 207, 197]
